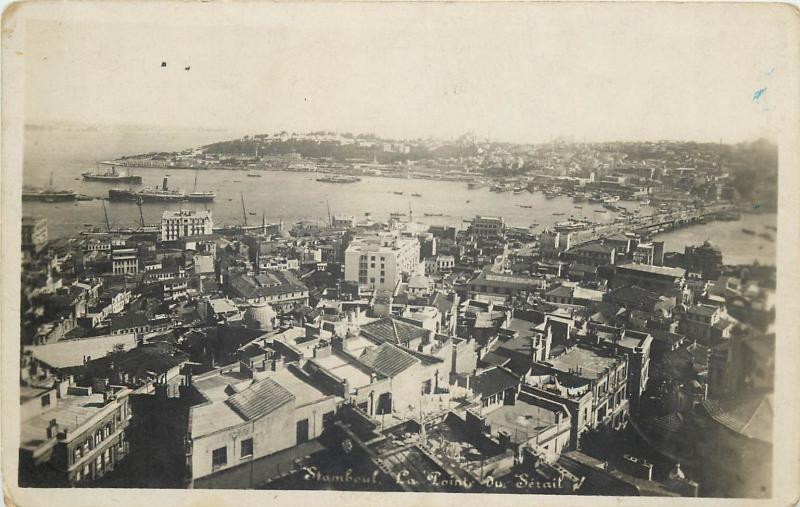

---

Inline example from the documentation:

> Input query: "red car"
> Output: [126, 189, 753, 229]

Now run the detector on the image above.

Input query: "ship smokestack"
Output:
[162, 176, 168, 191]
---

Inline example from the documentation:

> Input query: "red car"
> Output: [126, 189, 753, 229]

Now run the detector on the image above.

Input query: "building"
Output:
[161, 209, 213, 242]
[471, 215, 505, 238]
[19, 379, 132, 486]
[587, 324, 653, 408]
[466, 267, 545, 303]
[565, 243, 616, 267]
[229, 270, 309, 313]
[111, 247, 139, 275]
[22, 216, 48, 254]
[612, 263, 687, 300]
[186, 363, 339, 488]
[344, 233, 420, 291]
[684, 241, 723, 280]
[539, 343, 630, 431]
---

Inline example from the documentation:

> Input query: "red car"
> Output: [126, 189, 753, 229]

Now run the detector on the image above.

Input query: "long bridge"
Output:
[565, 203, 738, 247]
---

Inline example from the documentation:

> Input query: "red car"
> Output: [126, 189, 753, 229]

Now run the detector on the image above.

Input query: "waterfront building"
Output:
[344, 233, 420, 291]
[684, 240, 724, 280]
[161, 209, 213, 242]
[471, 215, 505, 238]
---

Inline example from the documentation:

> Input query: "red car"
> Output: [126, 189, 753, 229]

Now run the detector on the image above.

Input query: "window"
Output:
[323, 411, 335, 427]
[212, 446, 227, 468]
[240, 438, 253, 458]
[40, 394, 51, 407]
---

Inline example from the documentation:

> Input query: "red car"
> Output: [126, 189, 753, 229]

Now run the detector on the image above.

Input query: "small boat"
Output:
[742, 228, 756, 235]
[466, 200, 471, 204]
[758, 232, 774, 241]
[574, 205, 583, 209]
[552, 212, 566, 216]
[317, 175, 361, 183]
[248, 212, 257, 216]
[518, 204, 532, 209]
[393, 191, 404, 195]
[595, 210, 607, 214]
[424, 212, 444, 217]
[247, 173, 262, 178]
[411, 193, 422, 197]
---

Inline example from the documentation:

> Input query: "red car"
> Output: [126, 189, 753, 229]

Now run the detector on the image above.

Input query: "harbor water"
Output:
[22, 126, 776, 266]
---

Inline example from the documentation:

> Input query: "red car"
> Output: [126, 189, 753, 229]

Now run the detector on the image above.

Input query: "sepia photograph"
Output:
[3, 2, 799, 506]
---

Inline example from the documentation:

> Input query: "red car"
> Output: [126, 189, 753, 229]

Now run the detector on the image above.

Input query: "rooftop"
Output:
[162, 209, 212, 220]
[617, 263, 686, 279]
[357, 343, 419, 377]
[484, 397, 561, 444]
[25, 333, 138, 369]
[21, 387, 130, 452]
[471, 366, 520, 397]
[548, 346, 619, 380]
[225, 377, 295, 421]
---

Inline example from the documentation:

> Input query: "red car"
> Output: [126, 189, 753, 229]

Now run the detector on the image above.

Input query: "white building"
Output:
[344, 233, 420, 291]
[161, 209, 213, 242]
[472, 215, 505, 238]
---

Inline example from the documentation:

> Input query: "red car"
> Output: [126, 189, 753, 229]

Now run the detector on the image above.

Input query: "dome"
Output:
[244, 301, 276, 331]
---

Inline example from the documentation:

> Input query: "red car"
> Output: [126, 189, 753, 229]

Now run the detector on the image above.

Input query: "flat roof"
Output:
[262, 369, 328, 407]
[190, 401, 246, 438]
[192, 367, 252, 402]
[484, 400, 559, 443]
[617, 263, 685, 278]
[21, 390, 128, 451]
[548, 346, 618, 380]
[311, 354, 372, 388]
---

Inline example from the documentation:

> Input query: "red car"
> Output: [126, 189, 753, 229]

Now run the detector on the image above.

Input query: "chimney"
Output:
[162, 176, 169, 191]
[46, 419, 59, 439]
[92, 378, 109, 394]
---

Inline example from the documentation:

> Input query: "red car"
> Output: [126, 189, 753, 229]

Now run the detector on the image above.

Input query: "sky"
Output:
[16, 2, 793, 144]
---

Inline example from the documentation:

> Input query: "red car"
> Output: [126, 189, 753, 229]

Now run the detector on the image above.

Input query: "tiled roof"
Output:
[225, 377, 295, 421]
[361, 317, 428, 346]
[358, 343, 419, 377]
[688, 304, 718, 317]
[546, 285, 574, 298]
[702, 392, 773, 444]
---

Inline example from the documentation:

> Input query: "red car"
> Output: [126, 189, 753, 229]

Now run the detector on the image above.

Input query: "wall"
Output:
[190, 400, 295, 482]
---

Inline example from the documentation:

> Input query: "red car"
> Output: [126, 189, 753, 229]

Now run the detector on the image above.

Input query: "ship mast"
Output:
[193, 168, 198, 193]
[136, 196, 145, 229]
[102, 200, 111, 232]
[241, 192, 248, 226]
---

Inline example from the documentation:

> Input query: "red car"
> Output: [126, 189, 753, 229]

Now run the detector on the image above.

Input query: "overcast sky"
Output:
[18, 2, 792, 144]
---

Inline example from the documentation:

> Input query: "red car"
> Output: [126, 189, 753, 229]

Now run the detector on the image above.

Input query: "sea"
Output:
[22, 126, 777, 266]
